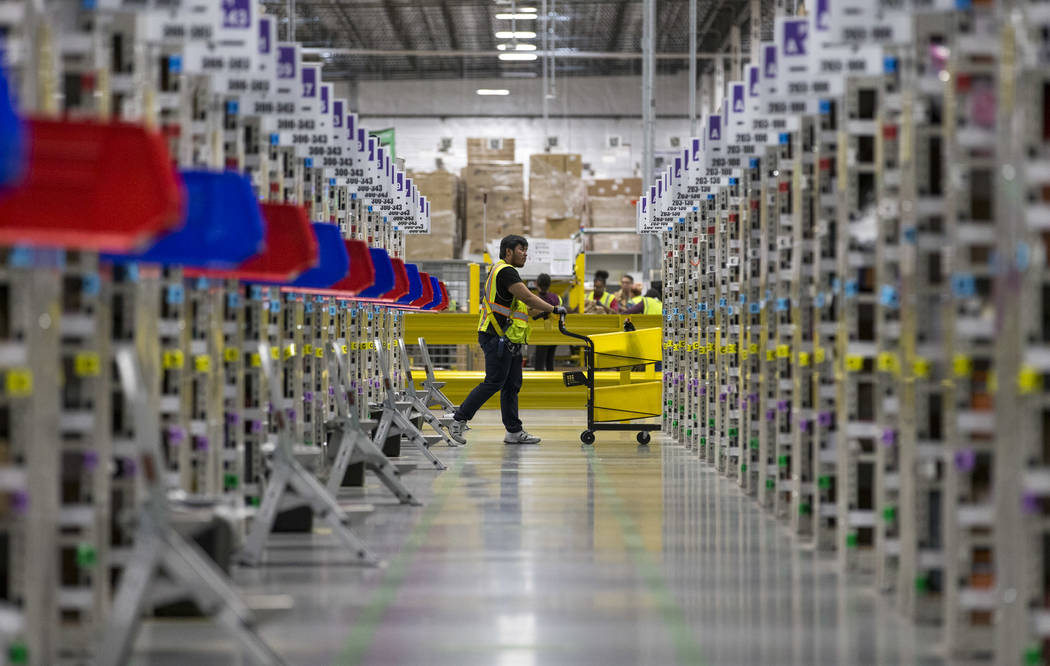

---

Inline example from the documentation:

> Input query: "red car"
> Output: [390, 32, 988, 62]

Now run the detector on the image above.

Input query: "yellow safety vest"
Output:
[478, 261, 530, 343]
[642, 297, 663, 315]
[590, 291, 613, 308]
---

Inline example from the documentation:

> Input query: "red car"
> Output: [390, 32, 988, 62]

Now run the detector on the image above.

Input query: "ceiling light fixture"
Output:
[497, 43, 537, 51]
[495, 30, 536, 39]
[495, 12, 537, 19]
[498, 53, 538, 61]
[476, 89, 511, 95]
[519, 7, 537, 12]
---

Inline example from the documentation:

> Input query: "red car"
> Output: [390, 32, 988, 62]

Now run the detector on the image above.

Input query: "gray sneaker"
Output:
[504, 429, 541, 445]
[447, 417, 468, 445]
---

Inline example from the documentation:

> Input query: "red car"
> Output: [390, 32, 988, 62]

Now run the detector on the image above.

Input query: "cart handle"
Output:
[557, 313, 593, 348]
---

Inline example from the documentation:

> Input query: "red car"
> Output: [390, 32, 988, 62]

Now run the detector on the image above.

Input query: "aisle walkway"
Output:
[134, 410, 943, 665]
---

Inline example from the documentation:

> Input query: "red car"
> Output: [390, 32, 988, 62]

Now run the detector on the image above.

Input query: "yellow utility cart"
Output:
[559, 315, 662, 445]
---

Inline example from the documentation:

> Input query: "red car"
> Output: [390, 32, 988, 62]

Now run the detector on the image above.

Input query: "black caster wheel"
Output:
[580, 430, 595, 445]
[637, 431, 651, 445]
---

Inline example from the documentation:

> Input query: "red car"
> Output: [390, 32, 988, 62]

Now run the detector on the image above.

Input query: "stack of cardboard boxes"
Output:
[528, 153, 586, 240]
[461, 138, 525, 255]
[585, 178, 642, 253]
[405, 170, 460, 260]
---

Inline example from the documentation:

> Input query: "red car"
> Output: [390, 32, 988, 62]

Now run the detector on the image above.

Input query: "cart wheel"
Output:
[580, 430, 595, 445]
[636, 431, 651, 445]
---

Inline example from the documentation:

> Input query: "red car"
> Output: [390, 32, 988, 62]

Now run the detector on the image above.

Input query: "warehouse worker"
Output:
[447, 235, 566, 445]
[585, 269, 618, 313]
[531, 273, 561, 371]
[615, 274, 643, 313]
[622, 287, 663, 315]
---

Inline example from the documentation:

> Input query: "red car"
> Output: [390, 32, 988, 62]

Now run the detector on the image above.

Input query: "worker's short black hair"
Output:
[645, 287, 660, 299]
[500, 235, 528, 260]
[594, 270, 609, 282]
[537, 273, 551, 289]
[621, 273, 634, 283]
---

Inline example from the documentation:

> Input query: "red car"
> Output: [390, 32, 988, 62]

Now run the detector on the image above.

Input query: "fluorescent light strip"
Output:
[495, 31, 536, 39]
[495, 12, 537, 19]
[497, 43, 537, 51]
[519, 7, 537, 12]
[476, 88, 511, 95]
[498, 53, 538, 61]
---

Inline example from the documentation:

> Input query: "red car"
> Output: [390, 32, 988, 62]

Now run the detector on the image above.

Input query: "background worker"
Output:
[447, 235, 566, 445]
[622, 287, 664, 315]
[584, 269, 617, 314]
[531, 273, 560, 371]
[615, 274, 643, 313]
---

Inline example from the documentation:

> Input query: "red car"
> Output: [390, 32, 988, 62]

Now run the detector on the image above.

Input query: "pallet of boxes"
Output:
[585, 178, 642, 253]
[405, 169, 460, 260]
[528, 153, 586, 240]
[461, 138, 525, 256]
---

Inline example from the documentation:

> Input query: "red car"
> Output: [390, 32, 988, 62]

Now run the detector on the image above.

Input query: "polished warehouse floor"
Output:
[132, 410, 944, 665]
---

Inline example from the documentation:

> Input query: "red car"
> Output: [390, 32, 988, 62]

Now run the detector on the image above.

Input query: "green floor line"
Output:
[337, 456, 467, 666]
[586, 447, 707, 666]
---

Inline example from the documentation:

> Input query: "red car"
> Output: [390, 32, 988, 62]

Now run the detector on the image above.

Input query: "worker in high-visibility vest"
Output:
[585, 269, 618, 313]
[623, 287, 663, 315]
[615, 273, 643, 313]
[447, 235, 566, 446]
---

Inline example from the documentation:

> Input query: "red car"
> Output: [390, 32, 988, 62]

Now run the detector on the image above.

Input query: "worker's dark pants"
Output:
[454, 331, 523, 433]
[533, 345, 556, 371]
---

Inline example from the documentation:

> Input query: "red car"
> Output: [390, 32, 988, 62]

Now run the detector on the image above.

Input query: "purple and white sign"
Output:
[301, 66, 316, 97]
[748, 66, 760, 97]
[320, 86, 329, 113]
[691, 138, 701, 163]
[333, 100, 343, 127]
[277, 46, 296, 79]
[815, 0, 830, 32]
[396, 172, 404, 193]
[259, 18, 272, 53]
[674, 157, 682, 180]
[223, 0, 251, 28]
[763, 44, 777, 80]
[782, 19, 809, 58]
[732, 83, 746, 113]
[708, 115, 722, 142]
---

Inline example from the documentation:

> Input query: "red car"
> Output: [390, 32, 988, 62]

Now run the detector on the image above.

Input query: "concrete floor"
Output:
[131, 409, 944, 666]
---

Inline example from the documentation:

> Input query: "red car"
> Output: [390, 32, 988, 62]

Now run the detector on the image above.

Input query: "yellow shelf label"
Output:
[952, 354, 972, 378]
[73, 352, 101, 377]
[798, 352, 810, 367]
[194, 355, 211, 373]
[250, 353, 261, 368]
[877, 352, 900, 374]
[776, 344, 790, 359]
[270, 346, 280, 361]
[224, 348, 240, 363]
[766, 350, 775, 362]
[350, 342, 360, 350]
[315, 347, 324, 358]
[726, 343, 737, 354]
[814, 347, 826, 364]
[913, 358, 930, 378]
[741, 349, 749, 361]
[749, 343, 758, 355]
[304, 344, 314, 355]
[341, 344, 348, 354]
[162, 349, 184, 370]
[5, 369, 33, 397]
[846, 356, 864, 372]
[283, 344, 296, 359]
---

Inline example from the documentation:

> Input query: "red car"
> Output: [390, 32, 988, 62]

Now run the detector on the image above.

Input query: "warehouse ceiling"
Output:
[261, 0, 777, 81]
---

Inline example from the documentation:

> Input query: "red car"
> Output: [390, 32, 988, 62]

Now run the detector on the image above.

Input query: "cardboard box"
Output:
[467, 137, 515, 164]
[586, 178, 643, 198]
[546, 216, 581, 239]
[587, 197, 636, 229]
[461, 163, 525, 249]
[405, 170, 460, 260]
[589, 233, 641, 253]
[529, 153, 585, 238]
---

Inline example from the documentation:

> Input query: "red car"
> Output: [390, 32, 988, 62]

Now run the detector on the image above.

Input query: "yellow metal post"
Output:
[468, 263, 480, 315]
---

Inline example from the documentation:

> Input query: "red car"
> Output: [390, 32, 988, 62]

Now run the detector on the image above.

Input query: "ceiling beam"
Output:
[382, 0, 425, 77]
[440, 1, 465, 78]
[301, 47, 733, 59]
